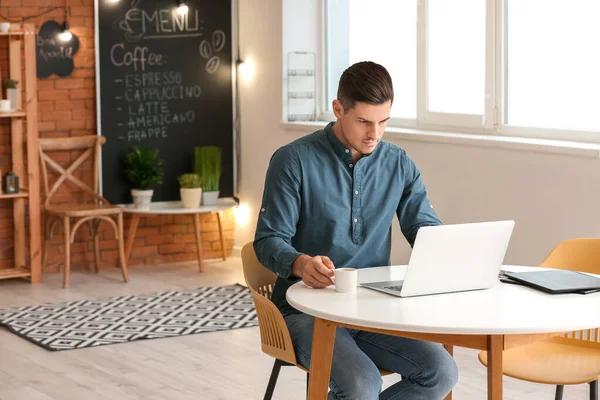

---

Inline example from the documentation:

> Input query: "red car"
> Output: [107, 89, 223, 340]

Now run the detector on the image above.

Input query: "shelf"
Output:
[0, 191, 28, 199]
[0, 24, 42, 284]
[288, 114, 316, 122]
[288, 92, 315, 99]
[0, 32, 24, 37]
[0, 267, 31, 280]
[288, 69, 315, 76]
[0, 110, 25, 118]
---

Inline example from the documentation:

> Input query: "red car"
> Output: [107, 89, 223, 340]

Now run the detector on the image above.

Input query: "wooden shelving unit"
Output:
[0, 32, 25, 37]
[0, 191, 28, 200]
[0, 111, 25, 118]
[0, 24, 41, 283]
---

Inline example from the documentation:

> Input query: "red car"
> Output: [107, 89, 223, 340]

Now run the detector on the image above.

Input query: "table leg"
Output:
[487, 335, 504, 400]
[443, 344, 454, 400]
[125, 214, 140, 263]
[216, 211, 226, 261]
[193, 213, 203, 272]
[308, 318, 336, 399]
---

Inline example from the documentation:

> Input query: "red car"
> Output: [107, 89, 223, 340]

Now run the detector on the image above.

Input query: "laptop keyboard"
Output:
[384, 285, 403, 291]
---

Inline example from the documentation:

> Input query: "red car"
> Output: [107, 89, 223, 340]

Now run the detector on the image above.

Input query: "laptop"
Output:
[360, 220, 515, 297]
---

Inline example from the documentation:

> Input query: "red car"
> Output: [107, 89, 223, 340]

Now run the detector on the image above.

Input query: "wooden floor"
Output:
[0, 258, 590, 399]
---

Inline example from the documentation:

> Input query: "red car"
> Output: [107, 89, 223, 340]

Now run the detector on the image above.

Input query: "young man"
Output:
[254, 61, 458, 399]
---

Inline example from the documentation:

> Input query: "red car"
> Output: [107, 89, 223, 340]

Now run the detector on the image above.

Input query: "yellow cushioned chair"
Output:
[478, 238, 600, 400]
[241, 242, 393, 399]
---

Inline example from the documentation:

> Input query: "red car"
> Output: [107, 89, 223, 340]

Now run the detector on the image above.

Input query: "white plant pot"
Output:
[131, 189, 153, 210]
[202, 190, 219, 206]
[180, 187, 202, 209]
[6, 88, 18, 110]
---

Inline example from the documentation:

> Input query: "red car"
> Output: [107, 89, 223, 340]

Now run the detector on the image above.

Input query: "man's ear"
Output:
[332, 99, 344, 119]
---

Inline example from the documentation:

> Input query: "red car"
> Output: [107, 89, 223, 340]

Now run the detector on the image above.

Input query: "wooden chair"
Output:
[479, 238, 600, 400]
[241, 242, 392, 399]
[39, 135, 128, 288]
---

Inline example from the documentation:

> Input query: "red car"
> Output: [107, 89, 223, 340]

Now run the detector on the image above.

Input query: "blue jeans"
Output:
[285, 313, 458, 400]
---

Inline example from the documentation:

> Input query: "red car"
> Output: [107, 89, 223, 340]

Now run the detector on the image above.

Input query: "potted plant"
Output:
[194, 146, 222, 205]
[124, 146, 163, 210]
[3, 79, 18, 110]
[178, 173, 202, 209]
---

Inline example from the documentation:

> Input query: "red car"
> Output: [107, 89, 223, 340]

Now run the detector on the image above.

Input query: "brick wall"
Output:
[0, 0, 235, 272]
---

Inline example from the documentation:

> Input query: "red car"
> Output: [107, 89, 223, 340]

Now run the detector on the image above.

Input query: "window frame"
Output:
[417, 0, 496, 131]
[319, 0, 600, 144]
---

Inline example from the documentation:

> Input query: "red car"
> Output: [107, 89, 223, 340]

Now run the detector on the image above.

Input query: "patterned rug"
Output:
[0, 284, 258, 351]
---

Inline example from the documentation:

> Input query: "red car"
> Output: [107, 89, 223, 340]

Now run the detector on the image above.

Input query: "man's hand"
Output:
[292, 255, 335, 289]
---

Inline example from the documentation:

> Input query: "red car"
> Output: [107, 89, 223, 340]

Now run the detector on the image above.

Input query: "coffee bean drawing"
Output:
[206, 56, 220, 73]
[213, 30, 226, 52]
[199, 40, 212, 59]
[199, 30, 226, 74]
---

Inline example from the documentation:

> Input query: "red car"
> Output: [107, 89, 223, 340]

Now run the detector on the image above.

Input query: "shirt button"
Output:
[354, 191, 358, 195]
[349, 164, 353, 168]
[261, 208, 265, 212]
[354, 218, 358, 223]
[345, 149, 349, 153]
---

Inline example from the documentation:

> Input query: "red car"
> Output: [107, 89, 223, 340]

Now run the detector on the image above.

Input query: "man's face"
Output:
[332, 100, 391, 158]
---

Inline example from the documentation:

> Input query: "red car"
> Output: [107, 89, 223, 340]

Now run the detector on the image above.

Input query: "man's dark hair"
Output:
[337, 61, 394, 113]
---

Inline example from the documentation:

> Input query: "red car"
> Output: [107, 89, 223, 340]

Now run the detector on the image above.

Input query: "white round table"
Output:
[119, 198, 236, 271]
[287, 265, 600, 399]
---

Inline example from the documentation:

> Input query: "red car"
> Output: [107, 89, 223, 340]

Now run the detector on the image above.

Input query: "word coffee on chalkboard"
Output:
[36, 20, 80, 78]
[96, 0, 234, 205]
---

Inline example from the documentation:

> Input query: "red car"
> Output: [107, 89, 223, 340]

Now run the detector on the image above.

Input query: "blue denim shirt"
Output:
[254, 122, 442, 315]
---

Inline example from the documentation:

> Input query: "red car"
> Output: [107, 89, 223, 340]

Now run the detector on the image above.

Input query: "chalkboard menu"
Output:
[95, 0, 234, 204]
[37, 20, 80, 78]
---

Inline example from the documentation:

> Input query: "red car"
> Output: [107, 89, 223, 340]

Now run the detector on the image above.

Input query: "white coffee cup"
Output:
[0, 100, 11, 112]
[0, 23, 10, 33]
[334, 268, 358, 293]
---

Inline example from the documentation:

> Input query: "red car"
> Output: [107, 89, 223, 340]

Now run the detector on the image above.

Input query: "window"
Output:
[505, 0, 600, 132]
[419, 0, 491, 128]
[322, 0, 600, 143]
[325, 0, 417, 120]
[427, 0, 485, 115]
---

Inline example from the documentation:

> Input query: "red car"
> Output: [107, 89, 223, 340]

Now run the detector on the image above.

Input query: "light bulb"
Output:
[177, 2, 188, 15]
[238, 58, 255, 82]
[59, 21, 72, 42]
[233, 204, 250, 227]
[59, 30, 72, 41]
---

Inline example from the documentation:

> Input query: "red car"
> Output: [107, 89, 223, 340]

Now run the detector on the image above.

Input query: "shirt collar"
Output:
[325, 121, 354, 162]
[325, 121, 378, 163]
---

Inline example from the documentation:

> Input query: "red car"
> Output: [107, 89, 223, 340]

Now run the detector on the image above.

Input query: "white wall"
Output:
[237, 0, 600, 266]
[234, 0, 285, 250]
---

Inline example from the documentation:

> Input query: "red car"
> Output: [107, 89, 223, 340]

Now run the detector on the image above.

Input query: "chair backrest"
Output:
[241, 242, 298, 365]
[541, 238, 600, 348]
[540, 238, 600, 274]
[39, 135, 108, 208]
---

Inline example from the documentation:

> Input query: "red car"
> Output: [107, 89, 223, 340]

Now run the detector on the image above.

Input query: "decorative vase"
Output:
[202, 190, 219, 206]
[180, 187, 202, 209]
[6, 88, 18, 110]
[131, 189, 153, 210]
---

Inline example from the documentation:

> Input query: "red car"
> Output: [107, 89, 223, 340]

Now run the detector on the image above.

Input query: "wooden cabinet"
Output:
[0, 24, 41, 283]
